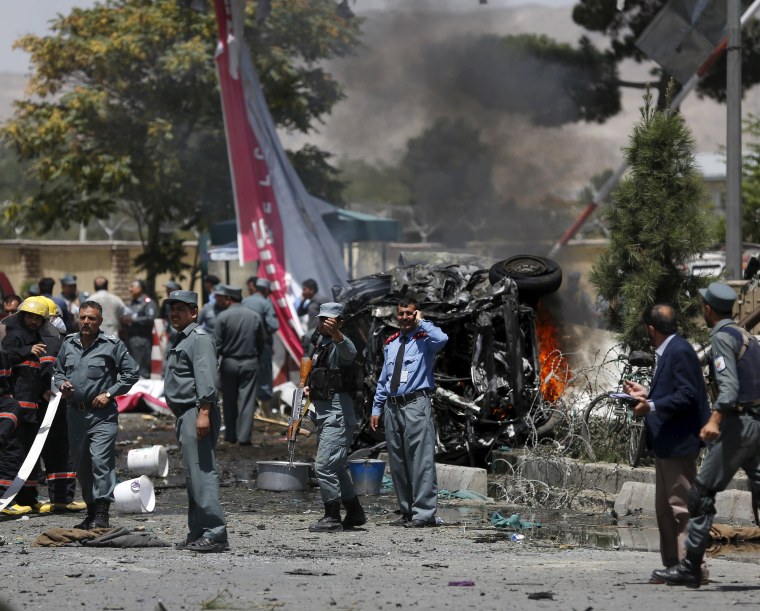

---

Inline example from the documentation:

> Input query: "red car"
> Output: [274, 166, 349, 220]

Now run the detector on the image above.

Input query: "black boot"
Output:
[309, 500, 343, 533]
[342, 496, 367, 529]
[91, 500, 110, 529]
[74, 503, 96, 530]
[651, 552, 702, 588]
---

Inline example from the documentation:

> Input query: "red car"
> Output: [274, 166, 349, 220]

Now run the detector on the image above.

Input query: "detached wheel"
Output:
[488, 255, 562, 297]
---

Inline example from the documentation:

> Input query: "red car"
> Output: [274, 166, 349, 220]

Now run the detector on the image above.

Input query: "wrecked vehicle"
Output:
[335, 254, 564, 467]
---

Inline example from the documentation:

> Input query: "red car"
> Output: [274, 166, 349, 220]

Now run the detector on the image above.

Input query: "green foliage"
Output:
[288, 144, 345, 205]
[590, 86, 711, 351]
[742, 114, 760, 243]
[1, 0, 360, 290]
[572, 0, 760, 109]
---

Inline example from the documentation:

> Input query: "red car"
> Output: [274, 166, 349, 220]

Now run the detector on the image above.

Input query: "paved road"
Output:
[1, 414, 758, 610]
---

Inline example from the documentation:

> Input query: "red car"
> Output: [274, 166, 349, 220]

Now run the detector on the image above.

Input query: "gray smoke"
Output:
[305, 4, 619, 247]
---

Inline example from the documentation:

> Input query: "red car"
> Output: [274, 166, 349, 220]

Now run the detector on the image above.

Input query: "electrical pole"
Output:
[726, 0, 743, 279]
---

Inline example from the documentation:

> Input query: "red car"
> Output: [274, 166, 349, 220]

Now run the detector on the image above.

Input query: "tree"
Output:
[572, 0, 760, 111]
[590, 85, 711, 351]
[1, 0, 360, 291]
[398, 116, 498, 245]
[741, 114, 760, 243]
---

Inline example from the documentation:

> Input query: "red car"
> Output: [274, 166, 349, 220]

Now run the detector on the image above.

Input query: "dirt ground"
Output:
[1, 412, 759, 611]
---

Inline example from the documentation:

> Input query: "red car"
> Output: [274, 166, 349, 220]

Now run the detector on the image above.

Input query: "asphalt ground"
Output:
[1, 413, 759, 611]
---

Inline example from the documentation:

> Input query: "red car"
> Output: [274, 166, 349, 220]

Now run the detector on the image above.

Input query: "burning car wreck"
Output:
[335, 254, 566, 467]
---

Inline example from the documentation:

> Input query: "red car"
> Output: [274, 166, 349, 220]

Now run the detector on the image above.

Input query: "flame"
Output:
[536, 303, 570, 403]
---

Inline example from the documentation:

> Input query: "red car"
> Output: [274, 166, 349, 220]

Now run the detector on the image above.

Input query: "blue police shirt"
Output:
[372, 319, 448, 416]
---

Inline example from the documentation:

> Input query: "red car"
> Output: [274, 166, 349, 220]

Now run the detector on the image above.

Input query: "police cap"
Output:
[215, 285, 242, 300]
[165, 290, 198, 307]
[699, 282, 737, 313]
[60, 274, 77, 285]
[318, 302, 344, 319]
[255, 277, 271, 290]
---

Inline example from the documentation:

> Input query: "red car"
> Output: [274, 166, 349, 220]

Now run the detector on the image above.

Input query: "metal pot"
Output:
[255, 461, 311, 492]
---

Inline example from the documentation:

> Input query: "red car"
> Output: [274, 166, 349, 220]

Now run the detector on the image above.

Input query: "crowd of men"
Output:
[0, 269, 452, 552]
[1, 269, 758, 583]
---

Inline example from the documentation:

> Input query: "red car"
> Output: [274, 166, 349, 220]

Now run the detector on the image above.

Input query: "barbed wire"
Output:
[489, 339, 638, 511]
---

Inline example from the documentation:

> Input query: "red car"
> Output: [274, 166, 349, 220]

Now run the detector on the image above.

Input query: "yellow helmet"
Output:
[37, 296, 61, 318]
[19, 297, 49, 318]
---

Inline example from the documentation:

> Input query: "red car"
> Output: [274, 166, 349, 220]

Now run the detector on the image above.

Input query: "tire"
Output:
[582, 393, 630, 464]
[627, 419, 647, 468]
[488, 255, 562, 296]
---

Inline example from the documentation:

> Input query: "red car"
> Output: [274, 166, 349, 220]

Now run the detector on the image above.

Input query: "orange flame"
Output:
[536, 303, 570, 403]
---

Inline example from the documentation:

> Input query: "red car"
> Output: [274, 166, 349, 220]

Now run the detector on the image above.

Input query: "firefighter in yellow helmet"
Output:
[0, 297, 85, 515]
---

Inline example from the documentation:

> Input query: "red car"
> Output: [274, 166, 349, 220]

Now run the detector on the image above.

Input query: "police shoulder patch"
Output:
[385, 332, 400, 345]
[714, 355, 727, 372]
[412, 330, 428, 340]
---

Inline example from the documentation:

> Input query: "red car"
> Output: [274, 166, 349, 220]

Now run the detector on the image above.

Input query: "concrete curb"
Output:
[491, 450, 755, 522]
[614, 481, 755, 522]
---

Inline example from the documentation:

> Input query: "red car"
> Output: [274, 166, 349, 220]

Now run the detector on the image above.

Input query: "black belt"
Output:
[737, 399, 760, 413]
[71, 401, 93, 411]
[388, 389, 431, 406]
[169, 403, 196, 415]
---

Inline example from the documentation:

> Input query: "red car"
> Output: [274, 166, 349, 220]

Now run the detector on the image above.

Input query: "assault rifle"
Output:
[287, 356, 313, 467]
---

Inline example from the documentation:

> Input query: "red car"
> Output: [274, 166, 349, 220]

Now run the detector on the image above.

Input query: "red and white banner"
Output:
[213, 0, 348, 362]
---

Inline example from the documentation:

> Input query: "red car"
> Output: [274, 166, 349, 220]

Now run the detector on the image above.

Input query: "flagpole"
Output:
[547, 0, 760, 258]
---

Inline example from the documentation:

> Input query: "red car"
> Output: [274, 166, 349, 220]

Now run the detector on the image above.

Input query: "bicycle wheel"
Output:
[582, 393, 630, 464]
[627, 418, 647, 468]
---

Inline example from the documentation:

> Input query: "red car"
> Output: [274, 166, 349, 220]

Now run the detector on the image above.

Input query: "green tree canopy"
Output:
[572, 0, 760, 110]
[1, 0, 360, 290]
[591, 86, 711, 351]
[741, 114, 760, 243]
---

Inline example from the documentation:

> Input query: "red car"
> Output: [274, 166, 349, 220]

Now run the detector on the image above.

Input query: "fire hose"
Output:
[0, 393, 61, 512]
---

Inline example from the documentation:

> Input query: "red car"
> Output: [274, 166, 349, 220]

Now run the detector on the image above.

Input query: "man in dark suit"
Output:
[624, 304, 709, 583]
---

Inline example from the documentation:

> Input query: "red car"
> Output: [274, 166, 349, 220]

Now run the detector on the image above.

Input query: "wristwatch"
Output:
[105, 391, 112, 399]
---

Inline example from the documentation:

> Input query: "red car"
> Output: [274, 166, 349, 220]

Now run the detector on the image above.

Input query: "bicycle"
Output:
[581, 350, 655, 468]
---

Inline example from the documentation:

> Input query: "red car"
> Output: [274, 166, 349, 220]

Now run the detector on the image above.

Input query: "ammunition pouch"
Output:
[308, 367, 353, 401]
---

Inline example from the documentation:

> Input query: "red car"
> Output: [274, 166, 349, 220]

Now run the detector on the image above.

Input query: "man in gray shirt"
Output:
[54, 300, 139, 529]
[242, 277, 279, 412]
[164, 290, 228, 553]
[214, 285, 264, 445]
[89, 277, 128, 337]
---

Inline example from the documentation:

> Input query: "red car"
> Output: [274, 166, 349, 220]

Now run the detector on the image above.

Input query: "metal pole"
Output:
[726, 0, 743, 280]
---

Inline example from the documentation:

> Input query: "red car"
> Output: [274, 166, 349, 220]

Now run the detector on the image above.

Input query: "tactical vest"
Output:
[713, 324, 760, 405]
[306, 341, 358, 401]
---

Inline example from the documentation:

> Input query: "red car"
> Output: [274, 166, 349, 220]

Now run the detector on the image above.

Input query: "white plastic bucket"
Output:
[113, 476, 155, 513]
[127, 445, 169, 478]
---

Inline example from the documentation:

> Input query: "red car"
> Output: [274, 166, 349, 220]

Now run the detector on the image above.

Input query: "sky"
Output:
[0, 0, 574, 74]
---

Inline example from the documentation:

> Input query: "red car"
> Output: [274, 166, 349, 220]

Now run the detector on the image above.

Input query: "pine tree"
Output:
[590, 84, 711, 351]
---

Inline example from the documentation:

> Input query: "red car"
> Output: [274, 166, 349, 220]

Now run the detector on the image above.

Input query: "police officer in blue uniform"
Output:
[653, 282, 760, 586]
[241, 278, 279, 412]
[54, 300, 140, 529]
[371, 298, 448, 527]
[164, 290, 228, 553]
[306, 302, 366, 532]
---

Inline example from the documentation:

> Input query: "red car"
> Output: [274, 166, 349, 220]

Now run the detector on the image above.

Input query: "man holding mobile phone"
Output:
[623, 304, 709, 583]
[370, 298, 448, 528]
